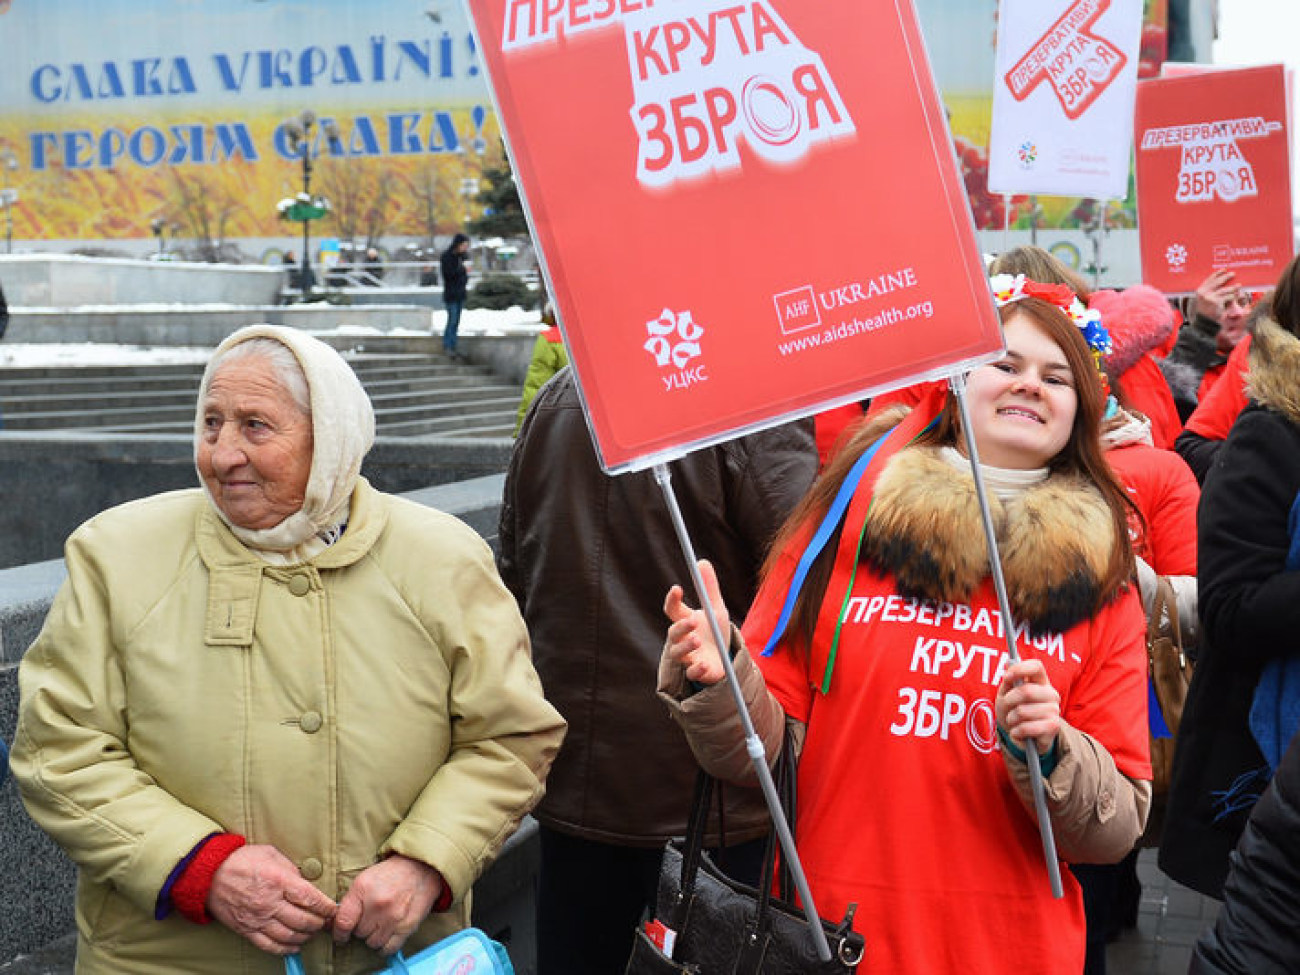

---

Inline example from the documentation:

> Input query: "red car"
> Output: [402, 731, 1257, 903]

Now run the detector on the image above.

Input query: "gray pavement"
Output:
[1108, 848, 1220, 974]
[0, 849, 1218, 975]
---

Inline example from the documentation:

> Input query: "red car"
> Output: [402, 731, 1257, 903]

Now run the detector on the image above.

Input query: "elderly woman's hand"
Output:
[206, 844, 337, 955]
[333, 854, 445, 956]
[663, 559, 730, 686]
[995, 658, 1062, 756]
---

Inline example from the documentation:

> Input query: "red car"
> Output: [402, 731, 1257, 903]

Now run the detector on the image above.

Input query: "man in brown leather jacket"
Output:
[498, 366, 818, 975]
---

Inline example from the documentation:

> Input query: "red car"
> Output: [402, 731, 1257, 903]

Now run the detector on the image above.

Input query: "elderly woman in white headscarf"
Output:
[10, 325, 566, 975]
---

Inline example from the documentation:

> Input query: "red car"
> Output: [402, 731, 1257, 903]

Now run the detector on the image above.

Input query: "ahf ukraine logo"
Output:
[644, 308, 709, 391]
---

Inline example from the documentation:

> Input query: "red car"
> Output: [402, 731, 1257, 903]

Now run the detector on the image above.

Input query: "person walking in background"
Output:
[439, 233, 470, 361]
[661, 282, 1152, 975]
[362, 246, 385, 285]
[499, 365, 818, 975]
[512, 299, 568, 434]
[280, 250, 314, 294]
[1160, 254, 1300, 900]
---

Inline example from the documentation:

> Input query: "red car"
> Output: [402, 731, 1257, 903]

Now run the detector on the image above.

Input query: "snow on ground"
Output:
[0, 307, 543, 368]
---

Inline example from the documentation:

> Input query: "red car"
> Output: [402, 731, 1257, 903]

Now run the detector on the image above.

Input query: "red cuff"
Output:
[172, 833, 247, 924]
[432, 875, 453, 913]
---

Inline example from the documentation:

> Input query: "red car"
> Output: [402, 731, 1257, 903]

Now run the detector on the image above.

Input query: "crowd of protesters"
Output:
[496, 245, 1300, 973]
[8, 244, 1300, 975]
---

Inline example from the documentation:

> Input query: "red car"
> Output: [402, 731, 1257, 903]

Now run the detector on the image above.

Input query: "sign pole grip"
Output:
[949, 374, 1065, 899]
[653, 463, 833, 962]
[1003, 193, 1012, 252]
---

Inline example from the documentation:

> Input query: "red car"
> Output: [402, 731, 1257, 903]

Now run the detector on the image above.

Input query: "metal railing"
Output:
[283, 262, 542, 295]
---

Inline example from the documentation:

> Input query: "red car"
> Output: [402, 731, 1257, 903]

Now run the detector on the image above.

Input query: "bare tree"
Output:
[408, 160, 461, 252]
[166, 168, 243, 262]
[316, 158, 399, 254]
[359, 168, 398, 251]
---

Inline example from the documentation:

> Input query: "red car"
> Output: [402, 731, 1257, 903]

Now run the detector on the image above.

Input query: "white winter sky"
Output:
[1213, 0, 1300, 219]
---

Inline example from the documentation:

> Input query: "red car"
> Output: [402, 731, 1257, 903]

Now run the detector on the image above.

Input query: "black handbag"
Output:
[625, 732, 865, 974]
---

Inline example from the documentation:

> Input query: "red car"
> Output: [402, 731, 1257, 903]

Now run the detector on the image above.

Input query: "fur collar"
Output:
[1247, 318, 1300, 426]
[860, 446, 1119, 635]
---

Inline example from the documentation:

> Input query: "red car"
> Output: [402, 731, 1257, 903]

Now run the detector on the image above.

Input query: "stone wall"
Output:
[4, 304, 434, 346]
[0, 254, 285, 308]
[0, 434, 513, 570]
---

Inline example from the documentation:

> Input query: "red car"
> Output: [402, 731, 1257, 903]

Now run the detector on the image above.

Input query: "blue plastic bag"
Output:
[284, 927, 513, 975]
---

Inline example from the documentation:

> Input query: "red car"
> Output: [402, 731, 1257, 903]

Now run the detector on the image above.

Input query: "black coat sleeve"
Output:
[1174, 428, 1223, 486]
[1196, 408, 1300, 667]
[1191, 735, 1300, 974]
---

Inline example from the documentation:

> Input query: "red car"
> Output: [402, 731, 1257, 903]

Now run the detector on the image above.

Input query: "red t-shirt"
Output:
[742, 568, 1150, 975]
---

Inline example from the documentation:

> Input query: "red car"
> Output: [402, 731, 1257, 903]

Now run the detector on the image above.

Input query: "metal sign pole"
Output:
[653, 463, 834, 962]
[950, 373, 1065, 898]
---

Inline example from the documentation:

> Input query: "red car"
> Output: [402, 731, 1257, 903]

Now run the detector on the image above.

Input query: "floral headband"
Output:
[989, 273, 1112, 394]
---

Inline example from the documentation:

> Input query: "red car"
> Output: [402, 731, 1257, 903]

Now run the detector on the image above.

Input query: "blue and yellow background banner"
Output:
[0, 0, 497, 244]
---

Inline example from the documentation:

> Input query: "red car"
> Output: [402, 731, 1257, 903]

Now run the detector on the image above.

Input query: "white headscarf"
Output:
[194, 324, 376, 563]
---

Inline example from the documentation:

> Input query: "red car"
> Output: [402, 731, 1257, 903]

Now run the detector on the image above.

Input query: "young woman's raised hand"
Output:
[663, 559, 730, 686]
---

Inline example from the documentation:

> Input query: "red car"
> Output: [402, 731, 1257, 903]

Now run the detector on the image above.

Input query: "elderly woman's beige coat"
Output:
[11, 479, 566, 975]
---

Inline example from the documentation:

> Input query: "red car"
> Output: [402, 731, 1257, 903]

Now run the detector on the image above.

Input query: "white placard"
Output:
[988, 0, 1143, 200]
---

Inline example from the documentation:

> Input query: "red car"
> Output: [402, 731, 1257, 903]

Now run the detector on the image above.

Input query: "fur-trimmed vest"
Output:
[1246, 316, 1300, 423]
[859, 447, 1124, 636]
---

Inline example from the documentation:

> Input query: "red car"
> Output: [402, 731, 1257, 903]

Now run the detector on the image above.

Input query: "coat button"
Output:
[1098, 790, 1115, 818]
[300, 858, 323, 881]
[300, 711, 323, 734]
[288, 574, 311, 597]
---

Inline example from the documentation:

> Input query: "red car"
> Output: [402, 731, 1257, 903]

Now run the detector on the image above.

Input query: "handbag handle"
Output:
[755, 725, 799, 917]
[1147, 575, 1184, 665]
[676, 726, 798, 934]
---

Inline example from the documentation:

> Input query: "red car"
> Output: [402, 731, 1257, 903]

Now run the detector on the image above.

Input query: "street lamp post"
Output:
[0, 149, 19, 255]
[150, 216, 167, 258]
[281, 110, 339, 301]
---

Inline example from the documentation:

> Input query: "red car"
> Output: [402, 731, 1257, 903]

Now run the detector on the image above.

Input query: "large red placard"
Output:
[470, 0, 1003, 471]
[1135, 64, 1294, 293]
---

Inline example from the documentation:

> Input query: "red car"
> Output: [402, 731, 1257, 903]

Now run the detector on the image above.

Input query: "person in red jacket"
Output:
[1088, 286, 1182, 449]
[1174, 298, 1274, 483]
[1160, 269, 1253, 421]
[1092, 398, 1200, 952]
